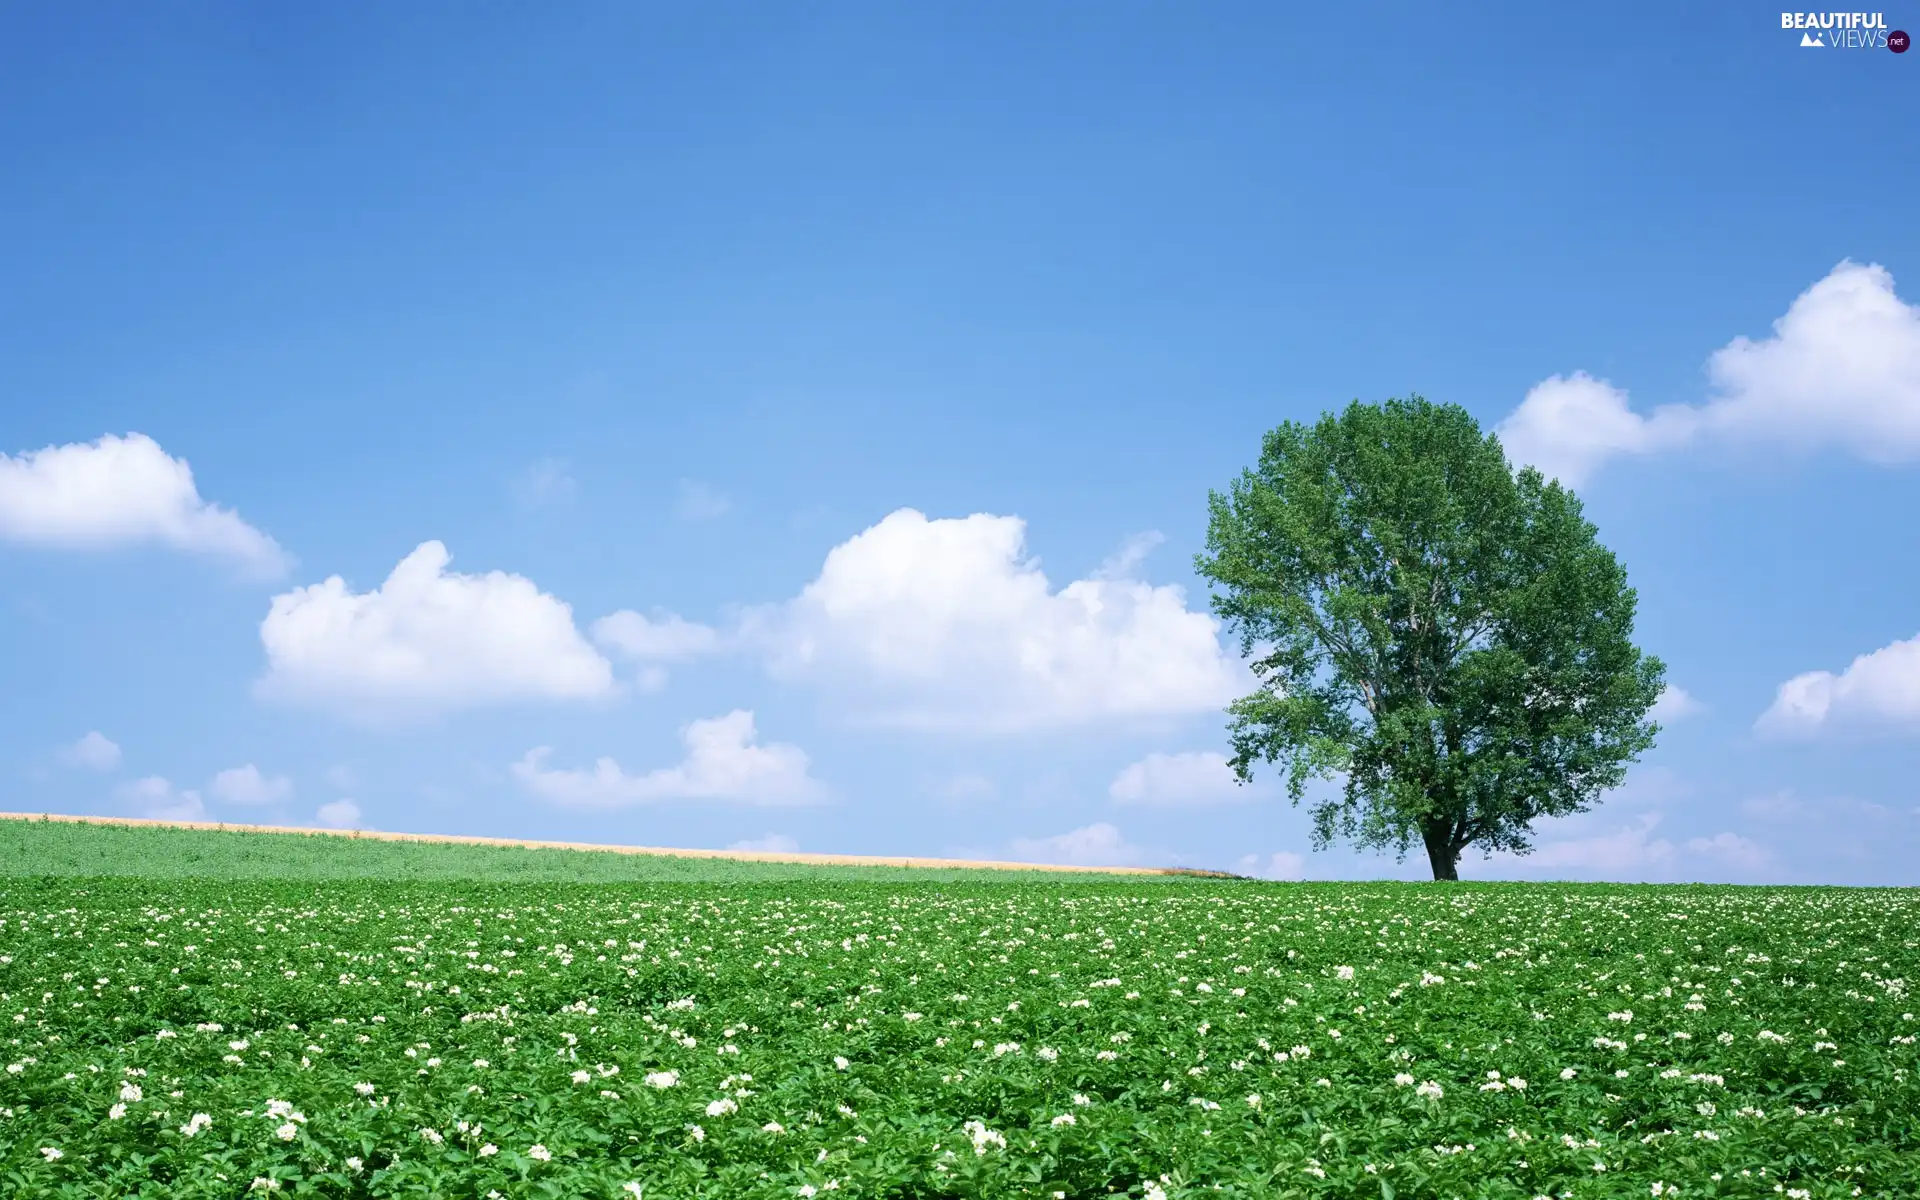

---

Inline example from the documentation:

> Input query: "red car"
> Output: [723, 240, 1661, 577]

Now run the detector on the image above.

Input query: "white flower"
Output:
[833, 1056, 850, 1071]
[1051, 1112, 1076, 1127]
[419, 1128, 443, 1145]
[109, 1102, 128, 1120]
[119, 1082, 142, 1102]
[684, 1124, 706, 1142]
[1394, 1073, 1415, 1086]
[707, 1098, 739, 1117]
[479, 1144, 498, 1157]
[571, 1070, 592, 1084]
[180, 1113, 212, 1137]
[39, 1147, 62, 1161]
[763, 1121, 786, 1134]
[527, 1143, 553, 1161]
[345, 1157, 363, 1173]
[1335, 965, 1355, 980]
[644, 1070, 680, 1089]
[1416, 1081, 1444, 1100]
[964, 1120, 1007, 1154]
[276, 1123, 299, 1142]
[354, 1082, 376, 1096]
[1561, 1068, 1578, 1080]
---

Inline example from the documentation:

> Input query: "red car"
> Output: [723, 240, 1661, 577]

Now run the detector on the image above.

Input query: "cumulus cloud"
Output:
[1007, 822, 1148, 867]
[1650, 685, 1704, 723]
[58, 731, 121, 772]
[512, 710, 823, 809]
[0, 433, 289, 575]
[1498, 261, 1920, 484]
[315, 799, 363, 829]
[1109, 751, 1251, 805]
[1497, 373, 1697, 487]
[745, 509, 1240, 731]
[258, 541, 615, 722]
[1755, 631, 1920, 736]
[727, 833, 800, 854]
[1235, 851, 1306, 881]
[209, 764, 294, 806]
[592, 610, 724, 693]
[118, 776, 208, 822]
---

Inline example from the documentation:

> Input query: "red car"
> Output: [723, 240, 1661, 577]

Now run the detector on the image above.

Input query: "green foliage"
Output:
[1, 878, 1915, 1198]
[1198, 397, 1666, 879]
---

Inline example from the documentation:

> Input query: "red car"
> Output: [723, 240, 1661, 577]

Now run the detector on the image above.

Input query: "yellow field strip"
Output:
[0, 812, 1241, 878]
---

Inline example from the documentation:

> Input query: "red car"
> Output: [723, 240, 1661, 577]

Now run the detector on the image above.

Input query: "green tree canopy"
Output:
[1197, 396, 1665, 880]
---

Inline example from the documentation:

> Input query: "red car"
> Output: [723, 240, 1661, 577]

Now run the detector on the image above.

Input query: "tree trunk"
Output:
[1423, 827, 1461, 881]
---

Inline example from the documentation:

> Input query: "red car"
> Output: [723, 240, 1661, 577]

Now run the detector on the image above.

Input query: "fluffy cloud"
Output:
[1109, 751, 1251, 805]
[0, 433, 288, 574]
[1007, 822, 1148, 868]
[209, 764, 294, 806]
[747, 509, 1240, 730]
[58, 731, 121, 772]
[592, 610, 724, 694]
[258, 541, 615, 722]
[117, 776, 208, 822]
[1755, 630, 1920, 736]
[1235, 851, 1306, 881]
[1496, 373, 1696, 487]
[512, 710, 823, 809]
[1650, 685, 1704, 723]
[1498, 262, 1920, 484]
[727, 833, 800, 853]
[314, 799, 363, 829]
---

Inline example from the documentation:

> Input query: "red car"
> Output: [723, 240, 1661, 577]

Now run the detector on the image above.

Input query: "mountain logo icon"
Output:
[1800, 31, 1824, 46]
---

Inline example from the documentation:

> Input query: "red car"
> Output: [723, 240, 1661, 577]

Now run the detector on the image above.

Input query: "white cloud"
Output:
[0, 433, 289, 575]
[1497, 373, 1697, 487]
[512, 458, 576, 507]
[1740, 790, 1890, 822]
[209, 764, 294, 806]
[1684, 831, 1773, 873]
[1007, 822, 1148, 867]
[1498, 262, 1920, 484]
[676, 480, 732, 521]
[315, 799, 363, 829]
[58, 731, 121, 772]
[512, 710, 823, 809]
[117, 776, 208, 822]
[1650, 685, 1704, 723]
[1756, 631, 1920, 736]
[727, 833, 800, 854]
[747, 509, 1240, 731]
[1491, 812, 1677, 875]
[1109, 751, 1251, 805]
[258, 541, 615, 722]
[1235, 851, 1306, 881]
[593, 610, 723, 661]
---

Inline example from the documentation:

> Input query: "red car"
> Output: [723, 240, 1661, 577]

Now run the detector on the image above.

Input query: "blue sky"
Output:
[3, 3, 1916, 883]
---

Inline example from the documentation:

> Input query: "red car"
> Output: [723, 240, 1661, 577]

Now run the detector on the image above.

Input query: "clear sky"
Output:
[3, 3, 1915, 883]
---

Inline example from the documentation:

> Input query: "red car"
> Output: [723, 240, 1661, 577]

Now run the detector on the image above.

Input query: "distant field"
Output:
[0, 814, 1236, 884]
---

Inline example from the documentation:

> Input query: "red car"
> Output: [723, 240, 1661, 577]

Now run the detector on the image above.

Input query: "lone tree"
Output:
[1197, 396, 1665, 881]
